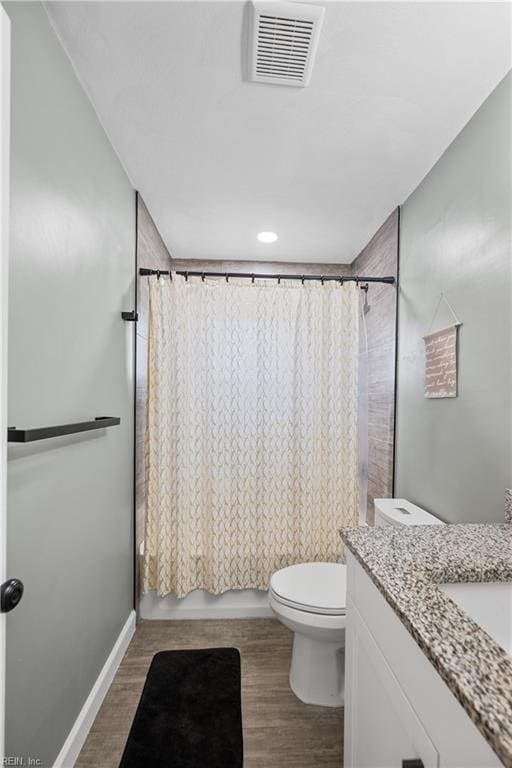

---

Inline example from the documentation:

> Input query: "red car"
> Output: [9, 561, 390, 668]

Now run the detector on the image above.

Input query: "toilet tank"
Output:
[374, 498, 445, 527]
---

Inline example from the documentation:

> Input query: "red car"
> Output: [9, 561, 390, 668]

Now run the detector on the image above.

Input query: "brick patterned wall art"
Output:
[423, 324, 460, 398]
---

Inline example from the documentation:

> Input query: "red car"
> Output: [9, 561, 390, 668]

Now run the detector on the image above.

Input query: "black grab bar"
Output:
[7, 416, 121, 443]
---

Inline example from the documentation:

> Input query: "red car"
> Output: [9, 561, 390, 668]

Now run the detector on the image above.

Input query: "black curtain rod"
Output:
[139, 268, 395, 285]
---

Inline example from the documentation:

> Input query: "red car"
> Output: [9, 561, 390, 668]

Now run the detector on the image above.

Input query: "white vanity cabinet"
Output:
[344, 551, 502, 768]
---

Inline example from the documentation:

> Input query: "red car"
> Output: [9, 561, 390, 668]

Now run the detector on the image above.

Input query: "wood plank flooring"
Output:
[75, 618, 343, 768]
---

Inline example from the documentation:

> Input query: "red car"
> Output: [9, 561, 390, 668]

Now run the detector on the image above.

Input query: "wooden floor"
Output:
[76, 618, 343, 768]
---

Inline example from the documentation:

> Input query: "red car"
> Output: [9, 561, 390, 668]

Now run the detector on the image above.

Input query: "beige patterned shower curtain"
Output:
[142, 275, 360, 597]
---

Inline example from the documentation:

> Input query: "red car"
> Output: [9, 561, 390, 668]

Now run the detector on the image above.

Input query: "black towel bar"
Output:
[7, 417, 121, 443]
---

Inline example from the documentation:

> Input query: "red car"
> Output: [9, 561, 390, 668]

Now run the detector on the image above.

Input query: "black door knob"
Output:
[402, 761, 424, 768]
[1, 578, 24, 612]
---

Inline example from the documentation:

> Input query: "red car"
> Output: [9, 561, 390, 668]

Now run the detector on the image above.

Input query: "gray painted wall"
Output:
[4, 3, 135, 765]
[395, 73, 511, 524]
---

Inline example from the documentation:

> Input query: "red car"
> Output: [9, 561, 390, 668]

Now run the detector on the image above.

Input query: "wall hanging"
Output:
[423, 293, 462, 399]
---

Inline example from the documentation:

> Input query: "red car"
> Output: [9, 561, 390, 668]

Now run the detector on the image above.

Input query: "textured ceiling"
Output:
[46, 1, 510, 263]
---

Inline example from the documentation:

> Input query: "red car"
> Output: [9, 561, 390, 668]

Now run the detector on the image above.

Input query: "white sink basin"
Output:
[440, 581, 512, 655]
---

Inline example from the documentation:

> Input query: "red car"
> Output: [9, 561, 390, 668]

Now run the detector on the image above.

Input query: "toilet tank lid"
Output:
[270, 562, 347, 613]
[374, 498, 444, 526]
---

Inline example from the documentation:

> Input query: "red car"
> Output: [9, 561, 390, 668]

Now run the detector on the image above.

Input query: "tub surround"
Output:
[350, 209, 399, 523]
[341, 523, 512, 766]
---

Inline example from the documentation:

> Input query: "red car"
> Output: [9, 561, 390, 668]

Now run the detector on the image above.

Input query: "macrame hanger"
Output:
[427, 293, 462, 334]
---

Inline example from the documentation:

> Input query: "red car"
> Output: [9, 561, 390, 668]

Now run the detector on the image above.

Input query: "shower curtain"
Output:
[143, 274, 360, 597]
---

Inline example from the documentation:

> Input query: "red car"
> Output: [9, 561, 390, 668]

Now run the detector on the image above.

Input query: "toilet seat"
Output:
[270, 562, 347, 616]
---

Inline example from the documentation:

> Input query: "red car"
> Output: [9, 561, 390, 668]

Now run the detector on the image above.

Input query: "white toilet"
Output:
[269, 498, 444, 707]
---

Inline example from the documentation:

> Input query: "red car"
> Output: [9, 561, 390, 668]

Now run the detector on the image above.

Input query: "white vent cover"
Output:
[249, 2, 325, 88]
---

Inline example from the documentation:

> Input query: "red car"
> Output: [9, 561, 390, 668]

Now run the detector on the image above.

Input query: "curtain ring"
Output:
[301, 275, 305, 285]
[201, 272, 205, 282]
[156, 270, 161, 281]
[225, 272, 229, 283]
[321, 276, 325, 285]
[251, 274, 255, 284]
[354, 275, 359, 285]
[278, 275, 281, 285]
[339, 276, 344, 285]
[184, 271, 188, 282]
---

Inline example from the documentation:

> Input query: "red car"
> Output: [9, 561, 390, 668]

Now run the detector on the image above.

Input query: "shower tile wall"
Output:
[351, 209, 399, 524]
[135, 195, 172, 598]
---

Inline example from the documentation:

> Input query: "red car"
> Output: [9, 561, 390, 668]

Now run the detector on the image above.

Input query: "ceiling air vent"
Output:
[249, 1, 325, 88]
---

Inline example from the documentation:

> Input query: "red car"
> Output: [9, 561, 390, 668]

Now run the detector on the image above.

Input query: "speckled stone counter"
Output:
[340, 523, 512, 767]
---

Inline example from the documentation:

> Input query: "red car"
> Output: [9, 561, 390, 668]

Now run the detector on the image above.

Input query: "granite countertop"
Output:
[340, 523, 512, 767]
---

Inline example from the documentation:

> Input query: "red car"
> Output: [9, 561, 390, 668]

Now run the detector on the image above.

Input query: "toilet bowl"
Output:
[269, 562, 347, 707]
[270, 499, 445, 707]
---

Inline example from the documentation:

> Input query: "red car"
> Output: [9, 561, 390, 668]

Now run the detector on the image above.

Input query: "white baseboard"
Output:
[53, 610, 136, 768]
[139, 589, 273, 620]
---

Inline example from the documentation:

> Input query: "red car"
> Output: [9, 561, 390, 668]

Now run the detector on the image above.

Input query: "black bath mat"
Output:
[119, 648, 243, 768]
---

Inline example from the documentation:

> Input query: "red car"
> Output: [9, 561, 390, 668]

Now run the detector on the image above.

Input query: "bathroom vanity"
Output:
[341, 524, 512, 768]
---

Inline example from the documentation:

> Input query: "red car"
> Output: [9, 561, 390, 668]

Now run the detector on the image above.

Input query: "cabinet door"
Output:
[344, 596, 439, 768]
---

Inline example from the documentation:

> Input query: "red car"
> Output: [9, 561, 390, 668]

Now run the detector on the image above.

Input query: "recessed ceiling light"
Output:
[257, 231, 278, 244]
